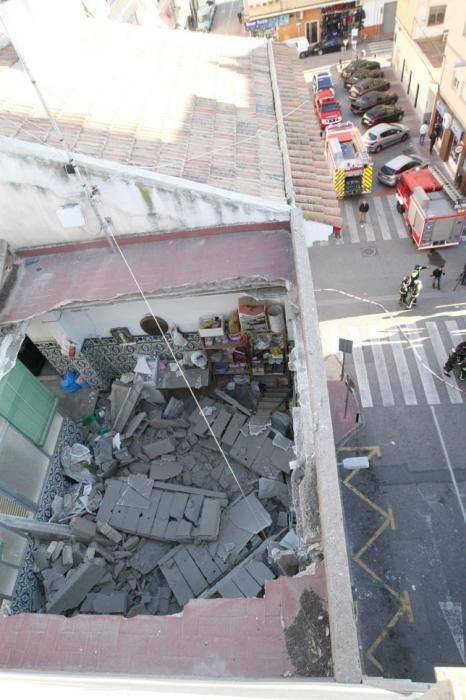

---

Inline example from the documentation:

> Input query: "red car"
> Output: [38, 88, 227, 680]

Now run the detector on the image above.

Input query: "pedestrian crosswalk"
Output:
[310, 196, 410, 246]
[364, 39, 394, 57]
[321, 318, 466, 408]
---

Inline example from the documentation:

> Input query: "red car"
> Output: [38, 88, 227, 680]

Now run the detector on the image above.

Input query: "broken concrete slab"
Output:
[0, 515, 72, 542]
[93, 592, 128, 614]
[258, 477, 291, 507]
[46, 562, 106, 614]
[122, 412, 146, 440]
[96, 521, 123, 544]
[129, 541, 168, 576]
[221, 413, 247, 449]
[70, 517, 97, 543]
[196, 499, 221, 542]
[128, 461, 150, 475]
[213, 388, 252, 416]
[149, 461, 183, 481]
[211, 407, 232, 440]
[111, 376, 145, 434]
[142, 438, 176, 460]
[117, 485, 150, 510]
[184, 494, 203, 524]
[163, 396, 185, 419]
[152, 482, 227, 502]
[62, 545, 74, 567]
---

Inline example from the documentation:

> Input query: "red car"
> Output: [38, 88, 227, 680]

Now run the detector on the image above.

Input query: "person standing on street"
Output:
[359, 199, 369, 224]
[419, 121, 429, 145]
[431, 265, 445, 289]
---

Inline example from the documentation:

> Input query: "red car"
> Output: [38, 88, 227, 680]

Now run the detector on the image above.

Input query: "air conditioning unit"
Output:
[296, 10, 303, 20]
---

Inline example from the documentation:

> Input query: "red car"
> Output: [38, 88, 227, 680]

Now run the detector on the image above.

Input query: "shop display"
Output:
[238, 296, 268, 332]
[198, 314, 223, 337]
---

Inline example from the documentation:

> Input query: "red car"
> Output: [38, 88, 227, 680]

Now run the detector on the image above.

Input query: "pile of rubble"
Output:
[4, 373, 309, 617]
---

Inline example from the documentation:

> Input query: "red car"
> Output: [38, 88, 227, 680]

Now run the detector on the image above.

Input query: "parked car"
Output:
[197, 0, 216, 31]
[283, 37, 312, 59]
[314, 88, 342, 128]
[351, 92, 398, 115]
[361, 104, 404, 126]
[349, 78, 391, 99]
[310, 37, 344, 55]
[313, 70, 333, 91]
[377, 154, 427, 186]
[344, 68, 385, 88]
[341, 59, 381, 80]
[362, 123, 410, 153]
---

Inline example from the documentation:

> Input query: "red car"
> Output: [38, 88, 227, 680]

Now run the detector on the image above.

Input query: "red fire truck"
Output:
[314, 88, 342, 130]
[325, 121, 373, 198]
[395, 166, 466, 249]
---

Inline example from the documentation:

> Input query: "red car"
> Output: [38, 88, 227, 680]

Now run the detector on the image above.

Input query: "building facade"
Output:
[243, 0, 396, 42]
[393, 0, 466, 191]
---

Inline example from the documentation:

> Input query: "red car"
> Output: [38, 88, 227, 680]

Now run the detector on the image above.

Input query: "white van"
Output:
[282, 37, 311, 59]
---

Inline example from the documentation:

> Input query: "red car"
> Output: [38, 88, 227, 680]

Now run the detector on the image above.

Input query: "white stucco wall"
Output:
[362, 0, 385, 29]
[0, 138, 290, 251]
[26, 290, 290, 348]
[393, 22, 441, 119]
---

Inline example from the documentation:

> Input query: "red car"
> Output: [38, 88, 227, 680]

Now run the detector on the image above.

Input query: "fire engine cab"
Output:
[314, 88, 342, 129]
[395, 166, 466, 248]
[324, 121, 373, 198]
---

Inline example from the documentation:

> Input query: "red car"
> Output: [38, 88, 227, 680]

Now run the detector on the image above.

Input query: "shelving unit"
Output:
[245, 330, 287, 377]
[201, 333, 250, 377]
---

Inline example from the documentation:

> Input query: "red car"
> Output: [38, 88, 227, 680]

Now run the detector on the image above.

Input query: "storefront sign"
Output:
[245, 15, 290, 31]
[321, 1, 356, 14]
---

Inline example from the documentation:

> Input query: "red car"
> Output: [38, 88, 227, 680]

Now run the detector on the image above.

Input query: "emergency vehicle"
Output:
[314, 88, 342, 129]
[324, 121, 373, 198]
[395, 166, 466, 248]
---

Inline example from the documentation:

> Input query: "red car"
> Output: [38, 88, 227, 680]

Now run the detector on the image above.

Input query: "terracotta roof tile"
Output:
[271, 43, 341, 227]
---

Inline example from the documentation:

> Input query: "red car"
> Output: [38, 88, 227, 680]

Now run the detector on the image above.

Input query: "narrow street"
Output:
[303, 47, 466, 682]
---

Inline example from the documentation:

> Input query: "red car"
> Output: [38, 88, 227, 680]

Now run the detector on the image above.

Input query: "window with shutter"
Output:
[0, 361, 56, 445]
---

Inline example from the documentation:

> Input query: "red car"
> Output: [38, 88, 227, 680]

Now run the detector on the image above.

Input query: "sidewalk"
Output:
[325, 356, 361, 445]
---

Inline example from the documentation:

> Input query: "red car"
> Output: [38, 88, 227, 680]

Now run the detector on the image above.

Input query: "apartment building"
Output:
[393, 0, 466, 191]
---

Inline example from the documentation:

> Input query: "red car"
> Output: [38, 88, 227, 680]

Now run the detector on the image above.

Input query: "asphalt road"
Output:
[304, 52, 466, 682]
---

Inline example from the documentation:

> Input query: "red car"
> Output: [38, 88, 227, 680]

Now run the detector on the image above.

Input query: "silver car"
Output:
[377, 154, 427, 186]
[362, 122, 410, 153]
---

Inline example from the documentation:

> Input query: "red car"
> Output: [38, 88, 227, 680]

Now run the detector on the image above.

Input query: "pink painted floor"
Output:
[327, 380, 359, 445]
[0, 568, 326, 677]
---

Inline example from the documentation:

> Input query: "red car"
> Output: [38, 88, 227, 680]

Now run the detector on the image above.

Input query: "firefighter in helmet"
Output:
[443, 341, 466, 377]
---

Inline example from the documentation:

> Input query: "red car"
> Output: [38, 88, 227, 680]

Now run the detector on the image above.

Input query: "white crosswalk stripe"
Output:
[309, 195, 409, 246]
[369, 326, 394, 406]
[372, 197, 391, 240]
[426, 322, 463, 403]
[349, 328, 373, 408]
[365, 40, 393, 56]
[320, 320, 466, 407]
[390, 330, 418, 405]
[342, 201, 360, 243]
[386, 195, 408, 238]
[399, 324, 441, 405]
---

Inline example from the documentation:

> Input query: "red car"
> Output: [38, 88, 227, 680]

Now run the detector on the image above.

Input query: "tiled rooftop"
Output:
[0, 26, 284, 201]
[415, 36, 445, 69]
[0, 228, 293, 324]
[0, 20, 340, 226]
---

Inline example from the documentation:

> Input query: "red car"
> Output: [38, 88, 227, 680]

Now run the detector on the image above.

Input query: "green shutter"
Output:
[0, 361, 56, 445]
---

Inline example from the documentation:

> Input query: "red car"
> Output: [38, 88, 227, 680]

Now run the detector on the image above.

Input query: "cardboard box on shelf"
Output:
[238, 297, 268, 332]
[198, 315, 224, 337]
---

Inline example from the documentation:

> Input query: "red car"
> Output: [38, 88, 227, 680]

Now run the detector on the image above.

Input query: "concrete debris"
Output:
[26, 376, 295, 618]
[93, 592, 128, 614]
[70, 517, 97, 543]
[258, 477, 291, 507]
[142, 438, 176, 460]
[163, 397, 185, 419]
[46, 562, 106, 614]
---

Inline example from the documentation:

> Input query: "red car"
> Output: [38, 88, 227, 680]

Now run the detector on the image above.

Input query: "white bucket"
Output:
[267, 304, 285, 333]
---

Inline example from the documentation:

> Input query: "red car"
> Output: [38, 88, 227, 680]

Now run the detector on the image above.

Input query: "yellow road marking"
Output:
[338, 445, 414, 671]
